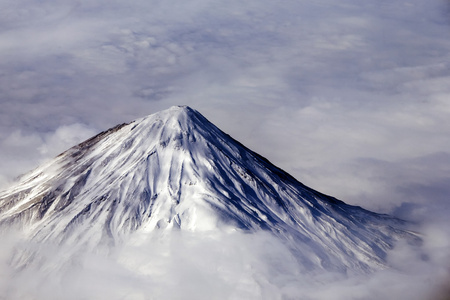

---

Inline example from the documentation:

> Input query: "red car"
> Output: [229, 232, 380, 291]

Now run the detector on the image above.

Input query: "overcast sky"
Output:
[1, 0, 450, 298]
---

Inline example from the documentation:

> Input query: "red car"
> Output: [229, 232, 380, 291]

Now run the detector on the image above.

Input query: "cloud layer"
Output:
[0, 229, 447, 300]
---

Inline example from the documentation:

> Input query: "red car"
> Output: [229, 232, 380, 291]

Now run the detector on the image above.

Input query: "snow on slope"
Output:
[0, 106, 419, 273]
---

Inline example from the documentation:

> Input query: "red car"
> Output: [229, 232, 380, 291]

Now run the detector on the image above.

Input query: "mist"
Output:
[0, 223, 448, 300]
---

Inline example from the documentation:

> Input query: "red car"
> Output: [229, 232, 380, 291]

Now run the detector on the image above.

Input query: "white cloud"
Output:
[0, 124, 96, 190]
[38, 123, 97, 156]
[0, 228, 448, 300]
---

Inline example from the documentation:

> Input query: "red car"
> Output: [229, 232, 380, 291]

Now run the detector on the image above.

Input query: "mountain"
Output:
[0, 106, 418, 273]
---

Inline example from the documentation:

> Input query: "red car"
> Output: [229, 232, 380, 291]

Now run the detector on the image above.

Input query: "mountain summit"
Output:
[0, 106, 417, 272]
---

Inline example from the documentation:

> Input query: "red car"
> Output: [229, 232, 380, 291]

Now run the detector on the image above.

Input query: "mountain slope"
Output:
[0, 106, 418, 273]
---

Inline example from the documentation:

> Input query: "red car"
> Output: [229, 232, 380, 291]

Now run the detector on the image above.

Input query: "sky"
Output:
[1, 0, 450, 299]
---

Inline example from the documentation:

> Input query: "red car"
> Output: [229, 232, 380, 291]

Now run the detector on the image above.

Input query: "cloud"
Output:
[0, 228, 448, 300]
[38, 123, 97, 156]
[0, 123, 96, 189]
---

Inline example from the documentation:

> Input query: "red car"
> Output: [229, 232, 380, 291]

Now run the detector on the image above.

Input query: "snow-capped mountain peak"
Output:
[0, 106, 418, 272]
